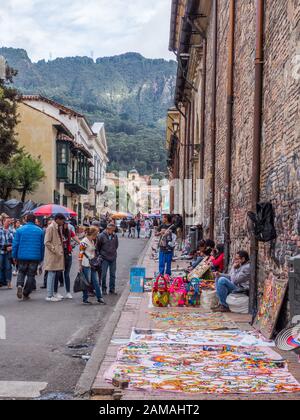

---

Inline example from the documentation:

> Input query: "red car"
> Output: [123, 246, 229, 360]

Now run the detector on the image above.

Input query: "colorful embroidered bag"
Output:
[152, 275, 169, 307]
[169, 277, 186, 307]
[185, 278, 201, 307]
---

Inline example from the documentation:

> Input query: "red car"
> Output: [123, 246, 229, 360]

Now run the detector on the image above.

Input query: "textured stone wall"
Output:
[189, 0, 299, 291]
[258, 0, 300, 288]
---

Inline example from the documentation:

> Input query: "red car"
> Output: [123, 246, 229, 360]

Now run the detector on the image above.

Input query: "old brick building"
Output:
[167, 0, 300, 313]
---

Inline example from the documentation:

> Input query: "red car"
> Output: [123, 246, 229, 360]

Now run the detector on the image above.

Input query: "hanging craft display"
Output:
[254, 273, 289, 339]
[130, 328, 275, 347]
[149, 311, 238, 331]
[105, 343, 300, 394]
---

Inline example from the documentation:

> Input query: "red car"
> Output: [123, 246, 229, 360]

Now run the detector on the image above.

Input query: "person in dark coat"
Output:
[96, 223, 119, 295]
[12, 213, 45, 300]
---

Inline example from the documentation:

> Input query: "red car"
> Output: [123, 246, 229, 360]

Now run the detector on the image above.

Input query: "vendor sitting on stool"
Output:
[213, 250, 250, 313]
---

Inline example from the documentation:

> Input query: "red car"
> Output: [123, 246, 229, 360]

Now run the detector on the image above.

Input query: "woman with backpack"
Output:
[79, 226, 106, 305]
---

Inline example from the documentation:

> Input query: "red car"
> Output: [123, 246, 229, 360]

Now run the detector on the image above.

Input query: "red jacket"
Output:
[210, 253, 225, 272]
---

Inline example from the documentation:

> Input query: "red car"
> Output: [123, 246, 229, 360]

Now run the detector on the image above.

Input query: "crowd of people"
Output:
[154, 216, 251, 314]
[1, 209, 250, 313]
[0, 212, 120, 305]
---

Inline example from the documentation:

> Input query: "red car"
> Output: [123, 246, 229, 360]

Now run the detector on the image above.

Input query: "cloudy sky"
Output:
[1, 0, 174, 62]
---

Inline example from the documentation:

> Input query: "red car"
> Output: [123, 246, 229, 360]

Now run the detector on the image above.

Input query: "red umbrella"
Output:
[33, 204, 77, 218]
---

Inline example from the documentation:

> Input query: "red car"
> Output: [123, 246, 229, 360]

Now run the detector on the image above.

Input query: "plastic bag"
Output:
[73, 272, 90, 293]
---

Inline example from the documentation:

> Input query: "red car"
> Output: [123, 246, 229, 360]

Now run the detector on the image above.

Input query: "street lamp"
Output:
[172, 121, 180, 134]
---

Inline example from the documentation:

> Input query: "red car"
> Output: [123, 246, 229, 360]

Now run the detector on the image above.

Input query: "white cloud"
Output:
[0, 0, 174, 61]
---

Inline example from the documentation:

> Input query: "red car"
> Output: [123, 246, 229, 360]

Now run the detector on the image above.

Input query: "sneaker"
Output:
[83, 301, 92, 305]
[17, 286, 23, 300]
[109, 290, 118, 296]
[54, 293, 64, 300]
[65, 293, 73, 300]
[23, 295, 31, 301]
[46, 297, 62, 302]
[97, 298, 107, 305]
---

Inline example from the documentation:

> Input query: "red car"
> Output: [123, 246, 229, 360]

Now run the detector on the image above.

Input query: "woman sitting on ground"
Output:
[213, 250, 250, 313]
[210, 244, 225, 272]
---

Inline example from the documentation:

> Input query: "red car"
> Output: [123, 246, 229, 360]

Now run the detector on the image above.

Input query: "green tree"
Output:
[14, 154, 45, 202]
[0, 162, 18, 200]
[0, 64, 20, 164]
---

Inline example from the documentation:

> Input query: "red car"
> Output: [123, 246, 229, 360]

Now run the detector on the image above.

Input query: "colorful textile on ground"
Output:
[254, 273, 288, 339]
[149, 311, 238, 330]
[130, 328, 275, 347]
[105, 343, 300, 394]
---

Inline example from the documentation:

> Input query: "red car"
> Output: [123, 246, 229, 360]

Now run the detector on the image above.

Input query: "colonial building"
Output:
[16, 96, 108, 221]
[167, 0, 300, 312]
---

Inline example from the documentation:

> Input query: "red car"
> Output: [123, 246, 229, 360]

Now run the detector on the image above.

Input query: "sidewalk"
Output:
[91, 238, 300, 400]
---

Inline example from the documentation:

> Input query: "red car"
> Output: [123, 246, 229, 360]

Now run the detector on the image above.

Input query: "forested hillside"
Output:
[0, 47, 177, 174]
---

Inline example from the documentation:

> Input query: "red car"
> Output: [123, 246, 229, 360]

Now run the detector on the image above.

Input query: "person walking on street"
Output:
[120, 218, 128, 238]
[53, 221, 80, 300]
[44, 214, 66, 302]
[128, 219, 136, 239]
[0, 215, 15, 289]
[97, 223, 119, 295]
[136, 218, 141, 239]
[79, 226, 106, 305]
[12, 213, 44, 301]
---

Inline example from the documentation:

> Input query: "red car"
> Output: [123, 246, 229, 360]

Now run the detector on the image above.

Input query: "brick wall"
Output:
[258, 0, 300, 288]
[189, 0, 299, 295]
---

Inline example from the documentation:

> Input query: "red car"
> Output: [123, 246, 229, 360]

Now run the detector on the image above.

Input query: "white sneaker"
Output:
[54, 293, 64, 300]
[46, 297, 62, 302]
[65, 293, 73, 300]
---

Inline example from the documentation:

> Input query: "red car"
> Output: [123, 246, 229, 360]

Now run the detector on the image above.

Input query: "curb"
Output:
[74, 238, 153, 398]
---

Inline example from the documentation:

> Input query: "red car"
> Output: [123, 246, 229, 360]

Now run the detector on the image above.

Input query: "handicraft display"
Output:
[254, 273, 289, 339]
[105, 343, 300, 394]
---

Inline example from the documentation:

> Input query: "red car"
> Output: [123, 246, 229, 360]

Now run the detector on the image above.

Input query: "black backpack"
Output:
[248, 202, 277, 243]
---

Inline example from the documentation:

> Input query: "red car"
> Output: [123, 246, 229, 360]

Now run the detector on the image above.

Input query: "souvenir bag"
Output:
[185, 278, 201, 307]
[169, 277, 186, 307]
[152, 275, 169, 307]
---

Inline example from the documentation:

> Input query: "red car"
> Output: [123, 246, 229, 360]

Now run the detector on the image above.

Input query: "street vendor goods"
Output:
[152, 275, 169, 307]
[254, 273, 288, 339]
[105, 343, 300, 394]
[188, 257, 211, 281]
[130, 328, 275, 347]
[169, 278, 186, 307]
[149, 311, 238, 330]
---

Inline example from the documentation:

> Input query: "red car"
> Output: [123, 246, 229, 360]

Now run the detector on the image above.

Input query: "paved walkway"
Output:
[92, 238, 300, 400]
[0, 236, 147, 399]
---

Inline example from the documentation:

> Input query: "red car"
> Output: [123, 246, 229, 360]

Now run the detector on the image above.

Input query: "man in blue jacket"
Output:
[12, 213, 45, 301]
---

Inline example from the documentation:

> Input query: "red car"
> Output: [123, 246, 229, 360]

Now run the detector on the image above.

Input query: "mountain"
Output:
[0, 47, 177, 174]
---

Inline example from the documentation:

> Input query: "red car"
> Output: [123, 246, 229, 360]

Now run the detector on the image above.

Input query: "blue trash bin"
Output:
[130, 267, 146, 293]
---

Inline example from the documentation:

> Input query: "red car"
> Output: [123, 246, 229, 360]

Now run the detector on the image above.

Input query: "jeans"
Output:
[82, 267, 102, 302]
[0, 253, 12, 285]
[159, 251, 173, 276]
[137, 228, 141, 239]
[17, 261, 39, 297]
[216, 277, 237, 307]
[54, 254, 72, 294]
[101, 259, 117, 292]
[47, 271, 60, 298]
